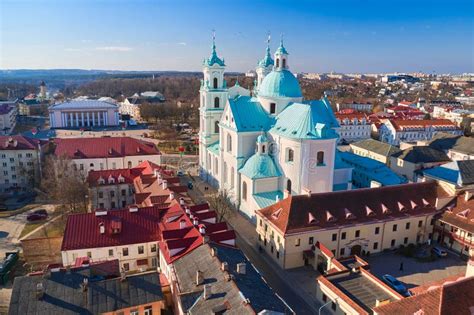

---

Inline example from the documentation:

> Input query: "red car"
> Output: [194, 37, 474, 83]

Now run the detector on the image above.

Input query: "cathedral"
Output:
[199, 37, 353, 222]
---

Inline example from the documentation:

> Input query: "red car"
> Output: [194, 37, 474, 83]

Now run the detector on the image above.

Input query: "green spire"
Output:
[204, 30, 225, 67]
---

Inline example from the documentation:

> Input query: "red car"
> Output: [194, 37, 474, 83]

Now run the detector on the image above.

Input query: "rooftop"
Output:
[350, 138, 401, 157]
[390, 119, 459, 131]
[49, 100, 118, 110]
[439, 193, 474, 234]
[429, 132, 474, 155]
[0, 135, 39, 151]
[422, 160, 474, 186]
[391, 146, 451, 163]
[226, 96, 273, 132]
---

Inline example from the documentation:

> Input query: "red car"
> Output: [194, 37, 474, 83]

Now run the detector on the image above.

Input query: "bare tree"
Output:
[207, 190, 234, 222]
[41, 155, 89, 213]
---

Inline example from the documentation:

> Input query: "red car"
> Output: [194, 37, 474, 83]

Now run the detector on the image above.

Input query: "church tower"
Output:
[256, 36, 274, 87]
[199, 33, 228, 179]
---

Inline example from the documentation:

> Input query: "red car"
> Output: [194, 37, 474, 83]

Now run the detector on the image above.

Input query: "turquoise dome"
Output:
[256, 133, 268, 143]
[258, 70, 302, 98]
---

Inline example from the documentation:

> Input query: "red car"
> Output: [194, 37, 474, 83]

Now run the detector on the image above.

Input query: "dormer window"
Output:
[326, 211, 336, 223]
[118, 175, 125, 183]
[98, 177, 105, 185]
[457, 209, 470, 218]
[422, 198, 430, 207]
[398, 202, 407, 212]
[272, 208, 282, 220]
[308, 212, 318, 224]
[410, 200, 419, 210]
[381, 204, 391, 214]
[366, 206, 376, 217]
[344, 208, 356, 220]
[108, 175, 115, 184]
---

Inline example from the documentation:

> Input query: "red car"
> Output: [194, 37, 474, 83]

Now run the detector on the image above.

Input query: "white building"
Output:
[336, 101, 373, 113]
[49, 100, 119, 128]
[199, 37, 352, 221]
[0, 103, 17, 135]
[379, 119, 463, 146]
[119, 91, 165, 121]
[335, 112, 372, 144]
[0, 135, 41, 193]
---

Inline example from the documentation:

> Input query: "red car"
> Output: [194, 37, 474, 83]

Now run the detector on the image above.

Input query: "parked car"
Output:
[177, 170, 185, 177]
[382, 274, 410, 296]
[432, 246, 448, 257]
[27, 209, 48, 221]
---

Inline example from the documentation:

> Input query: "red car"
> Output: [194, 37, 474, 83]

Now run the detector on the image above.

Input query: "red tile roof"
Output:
[257, 182, 440, 235]
[390, 119, 459, 131]
[53, 137, 160, 159]
[335, 112, 369, 122]
[439, 194, 474, 234]
[374, 276, 474, 315]
[0, 135, 39, 151]
[61, 205, 163, 251]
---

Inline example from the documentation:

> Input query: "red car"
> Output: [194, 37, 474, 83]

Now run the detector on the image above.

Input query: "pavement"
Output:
[185, 175, 324, 314]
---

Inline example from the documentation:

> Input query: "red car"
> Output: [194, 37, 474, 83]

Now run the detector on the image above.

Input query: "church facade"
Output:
[199, 38, 352, 221]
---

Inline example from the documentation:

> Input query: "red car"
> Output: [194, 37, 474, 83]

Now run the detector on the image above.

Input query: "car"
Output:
[177, 170, 185, 177]
[27, 209, 48, 221]
[432, 246, 448, 257]
[33, 209, 47, 216]
[382, 274, 410, 296]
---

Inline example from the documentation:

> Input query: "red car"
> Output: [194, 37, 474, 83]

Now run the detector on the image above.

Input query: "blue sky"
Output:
[1, 0, 473, 73]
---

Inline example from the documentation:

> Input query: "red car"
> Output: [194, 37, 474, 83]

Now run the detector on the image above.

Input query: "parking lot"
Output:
[366, 250, 467, 289]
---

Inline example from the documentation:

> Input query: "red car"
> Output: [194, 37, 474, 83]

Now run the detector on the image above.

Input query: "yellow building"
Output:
[256, 182, 453, 270]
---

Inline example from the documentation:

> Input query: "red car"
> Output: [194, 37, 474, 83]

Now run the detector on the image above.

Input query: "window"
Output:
[286, 179, 292, 193]
[270, 103, 276, 114]
[242, 182, 247, 201]
[110, 191, 115, 197]
[276, 251, 280, 259]
[80, 164, 84, 170]
[430, 218, 435, 225]
[144, 306, 153, 315]
[355, 230, 360, 238]
[287, 148, 294, 162]
[214, 97, 220, 108]
[129, 309, 137, 315]
[87, 251, 92, 258]
[317, 151, 324, 166]
[375, 227, 380, 235]
[98, 191, 103, 198]
[214, 121, 219, 133]
[262, 145, 266, 153]
[309, 237, 314, 245]
[341, 232, 346, 240]
[108, 249, 113, 257]
[340, 248, 345, 256]
[264, 224, 267, 232]
[213, 77, 218, 89]
[391, 239, 396, 247]
[393, 224, 398, 232]
[138, 245, 144, 254]
[322, 294, 327, 302]
[227, 133, 232, 152]
[404, 237, 408, 244]
[111, 202, 116, 208]
[332, 233, 337, 241]
[295, 238, 300, 247]
[99, 203, 104, 208]
[271, 246, 274, 253]
[128, 161, 132, 168]
[151, 244, 157, 252]
[282, 59, 286, 68]
[112, 162, 116, 169]
[121, 189, 126, 196]
[259, 219, 262, 227]
[406, 222, 410, 230]
[418, 220, 423, 228]
[123, 247, 129, 256]
[373, 242, 378, 250]
[276, 59, 280, 67]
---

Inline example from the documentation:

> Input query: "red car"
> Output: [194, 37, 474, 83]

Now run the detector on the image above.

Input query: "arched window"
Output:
[317, 151, 325, 166]
[231, 167, 235, 188]
[286, 179, 292, 193]
[127, 161, 132, 168]
[227, 133, 232, 153]
[242, 182, 247, 201]
[270, 103, 276, 114]
[214, 97, 220, 108]
[276, 59, 280, 68]
[213, 77, 218, 89]
[262, 145, 266, 154]
[214, 121, 219, 133]
[90, 163, 94, 168]
[287, 148, 294, 162]
[282, 59, 286, 68]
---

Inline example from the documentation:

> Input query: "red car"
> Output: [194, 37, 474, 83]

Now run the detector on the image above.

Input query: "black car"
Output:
[26, 209, 48, 221]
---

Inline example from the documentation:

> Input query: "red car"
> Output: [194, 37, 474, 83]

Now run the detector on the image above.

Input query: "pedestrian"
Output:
[399, 261, 404, 271]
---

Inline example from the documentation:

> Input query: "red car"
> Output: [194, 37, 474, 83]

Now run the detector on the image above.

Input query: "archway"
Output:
[350, 245, 362, 256]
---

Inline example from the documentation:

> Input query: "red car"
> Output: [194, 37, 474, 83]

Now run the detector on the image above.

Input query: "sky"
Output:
[1, 0, 473, 73]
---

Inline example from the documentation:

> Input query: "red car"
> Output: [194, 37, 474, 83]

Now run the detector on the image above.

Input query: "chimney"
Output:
[99, 223, 105, 234]
[221, 262, 228, 271]
[169, 191, 175, 200]
[36, 283, 44, 300]
[211, 247, 217, 257]
[203, 284, 212, 300]
[185, 207, 191, 215]
[193, 218, 199, 226]
[283, 189, 290, 199]
[179, 219, 186, 229]
[162, 180, 168, 190]
[80, 278, 89, 292]
[179, 197, 185, 206]
[196, 270, 203, 285]
[303, 188, 312, 197]
[199, 225, 206, 234]
[236, 262, 246, 274]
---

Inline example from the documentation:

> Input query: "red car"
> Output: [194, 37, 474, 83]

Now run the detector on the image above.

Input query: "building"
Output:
[199, 37, 350, 221]
[338, 151, 407, 188]
[335, 112, 372, 144]
[421, 160, 474, 194]
[381, 74, 420, 84]
[8, 262, 168, 315]
[433, 192, 474, 257]
[349, 139, 401, 165]
[0, 136, 41, 193]
[336, 101, 374, 113]
[52, 136, 161, 174]
[389, 146, 451, 181]
[428, 132, 474, 160]
[0, 103, 17, 135]
[49, 100, 119, 128]
[255, 182, 446, 269]
[379, 119, 462, 146]
[120, 91, 165, 121]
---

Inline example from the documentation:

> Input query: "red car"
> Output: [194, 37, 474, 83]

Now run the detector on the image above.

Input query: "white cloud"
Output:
[95, 46, 133, 52]
[64, 48, 82, 52]
[177, 42, 187, 46]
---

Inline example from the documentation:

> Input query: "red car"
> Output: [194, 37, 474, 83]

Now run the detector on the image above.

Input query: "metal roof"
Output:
[50, 100, 118, 110]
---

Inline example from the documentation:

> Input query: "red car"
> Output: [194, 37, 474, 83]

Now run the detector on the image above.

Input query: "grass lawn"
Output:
[22, 215, 67, 239]
[19, 221, 46, 239]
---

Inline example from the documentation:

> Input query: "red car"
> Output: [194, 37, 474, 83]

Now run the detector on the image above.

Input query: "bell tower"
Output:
[274, 37, 289, 71]
[256, 35, 274, 87]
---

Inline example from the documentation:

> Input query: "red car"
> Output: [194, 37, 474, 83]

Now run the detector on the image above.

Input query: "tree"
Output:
[207, 190, 234, 222]
[41, 155, 89, 213]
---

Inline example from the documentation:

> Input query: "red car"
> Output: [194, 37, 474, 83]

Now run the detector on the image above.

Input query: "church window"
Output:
[262, 145, 266, 154]
[213, 77, 218, 89]
[276, 59, 280, 68]
[227, 134, 232, 153]
[287, 148, 294, 162]
[270, 103, 276, 114]
[282, 59, 286, 68]
[286, 179, 292, 193]
[317, 151, 325, 166]
[214, 121, 219, 133]
[214, 97, 220, 108]
[242, 182, 247, 201]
